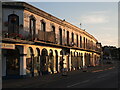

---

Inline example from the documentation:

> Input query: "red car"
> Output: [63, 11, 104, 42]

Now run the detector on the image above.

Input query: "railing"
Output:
[2, 31, 102, 53]
[2, 30, 56, 43]
[37, 30, 56, 43]
[2, 31, 23, 40]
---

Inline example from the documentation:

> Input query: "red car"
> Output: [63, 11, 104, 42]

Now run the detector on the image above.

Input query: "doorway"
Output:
[6, 48, 20, 76]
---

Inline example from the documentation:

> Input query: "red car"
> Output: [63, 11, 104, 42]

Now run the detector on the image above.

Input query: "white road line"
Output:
[67, 80, 90, 88]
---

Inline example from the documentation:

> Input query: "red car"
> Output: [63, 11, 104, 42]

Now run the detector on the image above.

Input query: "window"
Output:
[86, 38, 87, 49]
[29, 15, 36, 38]
[67, 31, 69, 45]
[59, 28, 62, 45]
[51, 25, 55, 32]
[76, 34, 78, 47]
[8, 14, 19, 34]
[63, 29, 65, 44]
[41, 20, 46, 31]
[84, 37, 85, 48]
[80, 36, 82, 48]
[72, 32, 74, 42]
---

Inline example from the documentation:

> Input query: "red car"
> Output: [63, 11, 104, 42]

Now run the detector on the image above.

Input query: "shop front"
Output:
[2, 43, 21, 78]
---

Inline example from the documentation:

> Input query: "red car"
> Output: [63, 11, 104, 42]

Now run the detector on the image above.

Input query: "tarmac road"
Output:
[2, 62, 119, 88]
[30, 66, 118, 88]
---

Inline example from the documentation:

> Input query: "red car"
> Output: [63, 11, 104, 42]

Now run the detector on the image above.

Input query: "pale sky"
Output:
[27, 2, 118, 47]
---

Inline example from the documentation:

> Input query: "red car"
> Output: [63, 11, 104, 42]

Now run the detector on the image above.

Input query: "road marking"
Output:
[67, 80, 90, 88]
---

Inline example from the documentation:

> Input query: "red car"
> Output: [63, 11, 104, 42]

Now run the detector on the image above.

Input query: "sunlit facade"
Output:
[1, 2, 102, 78]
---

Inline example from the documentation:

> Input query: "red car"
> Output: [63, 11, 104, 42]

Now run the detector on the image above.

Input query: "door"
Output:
[6, 49, 20, 76]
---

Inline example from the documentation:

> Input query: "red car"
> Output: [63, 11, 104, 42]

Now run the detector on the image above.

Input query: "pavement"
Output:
[2, 63, 117, 88]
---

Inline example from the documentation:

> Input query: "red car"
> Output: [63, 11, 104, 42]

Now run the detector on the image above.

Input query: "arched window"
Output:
[72, 32, 74, 42]
[8, 14, 19, 34]
[29, 15, 36, 39]
[51, 25, 55, 32]
[41, 20, 46, 31]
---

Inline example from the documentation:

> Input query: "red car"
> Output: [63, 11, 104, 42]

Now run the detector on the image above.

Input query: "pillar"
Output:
[20, 54, 26, 76]
[53, 56, 57, 73]
[58, 56, 61, 72]
[69, 54, 72, 71]
[19, 46, 27, 77]
[82, 53, 85, 67]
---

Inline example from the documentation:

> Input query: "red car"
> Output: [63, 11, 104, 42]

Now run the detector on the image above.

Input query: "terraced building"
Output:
[1, 2, 102, 78]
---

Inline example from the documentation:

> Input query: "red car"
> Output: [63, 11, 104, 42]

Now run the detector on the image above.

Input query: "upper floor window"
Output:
[51, 25, 55, 32]
[63, 29, 65, 44]
[80, 36, 82, 48]
[72, 32, 74, 42]
[76, 34, 78, 47]
[41, 20, 46, 31]
[67, 31, 69, 45]
[86, 38, 87, 49]
[59, 28, 62, 45]
[29, 15, 36, 38]
[8, 14, 19, 34]
[84, 37, 85, 49]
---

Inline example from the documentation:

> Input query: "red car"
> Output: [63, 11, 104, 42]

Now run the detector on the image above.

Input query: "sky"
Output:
[2, 0, 118, 47]
[27, 2, 118, 47]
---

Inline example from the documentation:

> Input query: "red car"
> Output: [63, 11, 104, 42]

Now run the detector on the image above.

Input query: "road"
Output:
[22, 65, 119, 88]
[3, 62, 120, 88]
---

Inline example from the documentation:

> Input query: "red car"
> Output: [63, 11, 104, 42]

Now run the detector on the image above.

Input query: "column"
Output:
[19, 46, 27, 77]
[82, 53, 85, 67]
[69, 54, 72, 71]
[53, 56, 57, 73]
[20, 54, 26, 76]
[58, 56, 61, 72]
[92, 54, 95, 66]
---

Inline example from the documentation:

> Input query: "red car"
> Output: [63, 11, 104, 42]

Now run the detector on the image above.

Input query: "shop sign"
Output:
[0, 43, 15, 49]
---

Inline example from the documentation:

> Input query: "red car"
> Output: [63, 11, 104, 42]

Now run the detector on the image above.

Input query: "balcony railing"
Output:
[37, 30, 56, 43]
[2, 31, 101, 53]
[2, 31, 23, 40]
